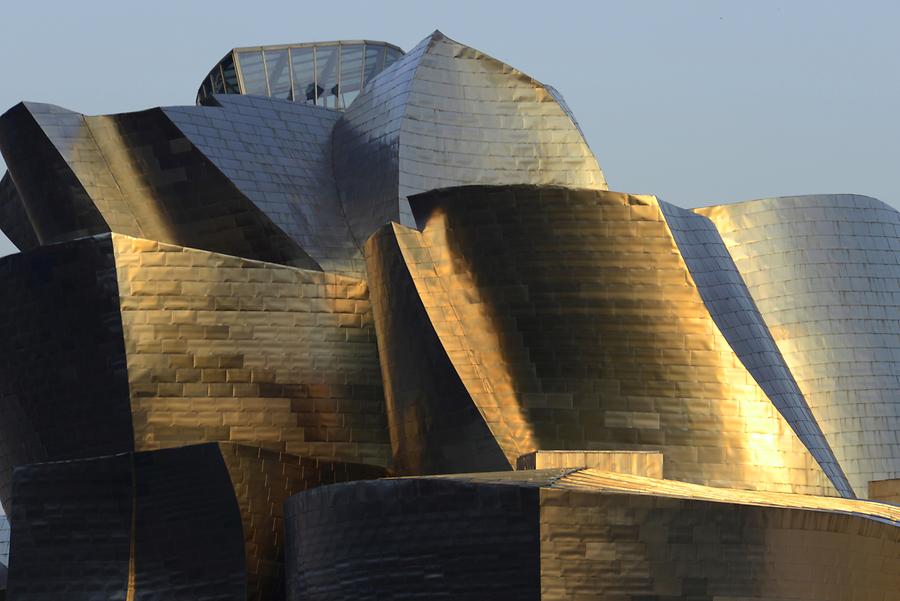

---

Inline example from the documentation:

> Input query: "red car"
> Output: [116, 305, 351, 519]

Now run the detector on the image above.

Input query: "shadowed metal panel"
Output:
[164, 95, 363, 277]
[0, 234, 134, 509]
[0, 103, 111, 245]
[659, 200, 853, 497]
[698, 194, 900, 496]
[334, 30, 606, 246]
[0, 102, 318, 269]
[8, 445, 247, 601]
[0, 172, 38, 252]
[368, 184, 837, 495]
[218, 443, 387, 601]
[7, 453, 132, 601]
[366, 224, 510, 475]
[133, 444, 246, 601]
[284, 478, 541, 600]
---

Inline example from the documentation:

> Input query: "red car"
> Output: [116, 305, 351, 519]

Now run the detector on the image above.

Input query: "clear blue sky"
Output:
[0, 1, 898, 257]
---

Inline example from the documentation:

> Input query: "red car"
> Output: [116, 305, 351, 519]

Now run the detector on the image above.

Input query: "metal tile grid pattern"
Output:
[332, 35, 432, 242]
[398, 33, 607, 206]
[0, 172, 38, 252]
[0, 102, 113, 244]
[540, 485, 900, 600]
[218, 443, 387, 601]
[132, 444, 246, 601]
[8, 445, 247, 601]
[516, 450, 663, 477]
[697, 194, 900, 496]
[365, 223, 512, 475]
[112, 234, 390, 468]
[370, 185, 837, 495]
[334, 31, 607, 246]
[0, 101, 318, 269]
[164, 95, 364, 277]
[0, 235, 134, 509]
[659, 201, 854, 497]
[281, 472, 899, 600]
[283, 478, 541, 600]
[7, 452, 133, 601]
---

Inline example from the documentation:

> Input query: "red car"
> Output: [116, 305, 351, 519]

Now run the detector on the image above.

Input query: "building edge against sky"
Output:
[0, 29, 895, 600]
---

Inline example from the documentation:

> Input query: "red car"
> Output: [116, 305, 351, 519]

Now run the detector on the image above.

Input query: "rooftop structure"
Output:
[197, 40, 404, 108]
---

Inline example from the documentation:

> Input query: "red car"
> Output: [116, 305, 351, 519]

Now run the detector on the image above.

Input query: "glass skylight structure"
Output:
[197, 40, 404, 109]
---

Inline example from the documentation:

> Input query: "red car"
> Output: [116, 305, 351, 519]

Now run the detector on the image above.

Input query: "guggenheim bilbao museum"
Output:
[0, 30, 896, 600]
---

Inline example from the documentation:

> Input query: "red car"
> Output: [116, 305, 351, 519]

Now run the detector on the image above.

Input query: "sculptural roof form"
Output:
[0, 30, 896, 600]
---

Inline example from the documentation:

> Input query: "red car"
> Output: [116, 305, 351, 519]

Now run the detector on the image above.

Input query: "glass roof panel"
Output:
[290, 46, 317, 104]
[339, 44, 364, 108]
[265, 49, 292, 100]
[363, 44, 385, 86]
[221, 54, 239, 94]
[237, 50, 267, 96]
[315, 45, 339, 109]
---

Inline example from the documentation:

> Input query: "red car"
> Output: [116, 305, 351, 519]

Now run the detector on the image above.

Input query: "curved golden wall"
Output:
[366, 185, 838, 495]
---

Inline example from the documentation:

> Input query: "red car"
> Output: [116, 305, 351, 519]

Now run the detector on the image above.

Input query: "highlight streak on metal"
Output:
[660, 200, 854, 497]
[367, 185, 838, 495]
[698, 194, 900, 496]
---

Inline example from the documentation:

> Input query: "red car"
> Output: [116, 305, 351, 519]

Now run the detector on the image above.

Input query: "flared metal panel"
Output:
[0, 103, 111, 244]
[8, 444, 247, 601]
[698, 194, 900, 496]
[541, 477, 900, 600]
[365, 224, 511, 474]
[7, 452, 132, 601]
[334, 30, 607, 246]
[0, 172, 38, 252]
[218, 443, 387, 601]
[660, 201, 854, 497]
[284, 478, 542, 601]
[0, 234, 134, 509]
[0, 102, 318, 269]
[164, 95, 363, 277]
[367, 185, 837, 495]
[112, 233, 390, 468]
[283, 471, 899, 600]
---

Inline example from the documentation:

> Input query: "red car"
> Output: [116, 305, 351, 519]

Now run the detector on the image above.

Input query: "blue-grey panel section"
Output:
[660, 200, 854, 497]
[164, 95, 363, 277]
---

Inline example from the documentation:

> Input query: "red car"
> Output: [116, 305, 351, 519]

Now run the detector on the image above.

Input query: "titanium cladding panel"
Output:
[366, 185, 838, 496]
[698, 194, 900, 496]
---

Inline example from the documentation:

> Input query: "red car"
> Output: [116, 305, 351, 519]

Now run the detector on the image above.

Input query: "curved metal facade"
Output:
[698, 195, 900, 496]
[0, 27, 896, 599]
[333, 30, 607, 245]
[365, 185, 838, 496]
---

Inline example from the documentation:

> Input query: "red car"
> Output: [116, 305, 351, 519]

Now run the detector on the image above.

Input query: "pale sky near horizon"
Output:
[0, 1, 898, 257]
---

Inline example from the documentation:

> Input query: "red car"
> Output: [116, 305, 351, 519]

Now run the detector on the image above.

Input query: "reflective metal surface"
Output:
[8, 444, 246, 601]
[698, 194, 900, 496]
[285, 470, 900, 600]
[334, 30, 607, 245]
[0, 102, 318, 269]
[0, 27, 897, 599]
[660, 201, 854, 496]
[165, 95, 364, 277]
[366, 185, 838, 495]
